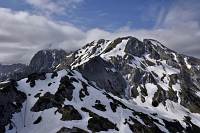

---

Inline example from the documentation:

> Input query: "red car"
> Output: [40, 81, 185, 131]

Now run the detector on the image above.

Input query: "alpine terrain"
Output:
[1, 36, 200, 133]
[0, 49, 68, 82]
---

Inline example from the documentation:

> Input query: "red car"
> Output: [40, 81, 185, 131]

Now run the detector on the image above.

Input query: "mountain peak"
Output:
[29, 49, 68, 73]
[57, 36, 173, 69]
[1, 36, 200, 133]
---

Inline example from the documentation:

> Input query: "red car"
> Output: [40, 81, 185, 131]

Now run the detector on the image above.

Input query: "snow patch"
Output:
[184, 57, 192, 69]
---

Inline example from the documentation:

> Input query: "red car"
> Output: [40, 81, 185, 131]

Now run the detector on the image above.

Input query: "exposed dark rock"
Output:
[51, 71, 58, 79]
[152, 85, 166, 107]
[167, 88, 178, 103]
[33, 116, 42, 124]
[140, 85, 148, 96]
[81, 107, 119, 132]
[56, 127, 88, 133]
[67, 71, 74, 76]
[29, 49, 67, 73]
[162, 119, 184, 133]
[55, 76, 75, 101]
[92, 100, 106, 112]
[0, 81, 26, 132]
[161, 74, 166, 82]
[152, 100, 159, 107]
[70, 77, 79, 83]
[131, 86, 139, 98]
[48, 83, 52, 86]
[184, 116, 200, 133]
[127, 116, 163, 133]
[31, 92, 61, 112]
[77, 56, 127, 97]
[34, 93, 41, 98]
[79, 81, 89, 101]
[26, 73, 46, 87]
[58, 105, 82, 121]
[110, 102, 118, 112]
[125, 37, 145, 57]
[145, 59, 156, 66]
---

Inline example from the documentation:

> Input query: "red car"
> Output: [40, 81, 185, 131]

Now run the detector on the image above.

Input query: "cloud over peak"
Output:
[0, 0, 200, 64]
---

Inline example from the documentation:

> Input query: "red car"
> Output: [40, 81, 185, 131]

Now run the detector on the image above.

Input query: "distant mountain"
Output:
[0, 63, 28, 81]
[29, 49, 68, 73]
[1, 36, 200, 133]
[0, 49, 68, 82]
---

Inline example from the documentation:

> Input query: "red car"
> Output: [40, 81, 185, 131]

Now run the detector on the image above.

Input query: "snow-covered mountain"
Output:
[1, 36, 200, 133]
[1, 69, 200, 133]
[58, 36, 200, 112]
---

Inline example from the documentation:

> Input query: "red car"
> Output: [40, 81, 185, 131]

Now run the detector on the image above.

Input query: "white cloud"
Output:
[0, 8, 85, 64]
[0, 0, 200, 64]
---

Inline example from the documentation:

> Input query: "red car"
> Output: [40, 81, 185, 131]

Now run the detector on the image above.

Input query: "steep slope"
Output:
[58, 37, 200, 109]
[1, 69, 200, 133]
[56, 36, 200, 129]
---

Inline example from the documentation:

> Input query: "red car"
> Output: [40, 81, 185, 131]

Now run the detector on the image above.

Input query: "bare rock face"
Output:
[29, 49, 68, 73]
[124, 37, 145, 57]
[56, 127, 88, 133]
[81, 107, 119, 132]
[58, 105, 82, 121]
[77, 56, 127, 97]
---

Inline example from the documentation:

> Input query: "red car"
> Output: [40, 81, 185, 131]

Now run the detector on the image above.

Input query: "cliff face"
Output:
[29, 49, 67, 73]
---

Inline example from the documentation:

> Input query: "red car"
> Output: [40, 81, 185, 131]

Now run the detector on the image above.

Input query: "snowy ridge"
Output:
[71, 39, 111, 68]
[56, 36, 200, 132]
[2, 69, 200, 133]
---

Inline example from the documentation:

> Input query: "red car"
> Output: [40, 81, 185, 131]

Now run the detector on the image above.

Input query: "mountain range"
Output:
[1, 36, 200, 133]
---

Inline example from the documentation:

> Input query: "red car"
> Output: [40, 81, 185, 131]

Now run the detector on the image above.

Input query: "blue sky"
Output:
[0, 0, 174, 30]
[0, 0, 199, 64]
[62, 0, 173, 30]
